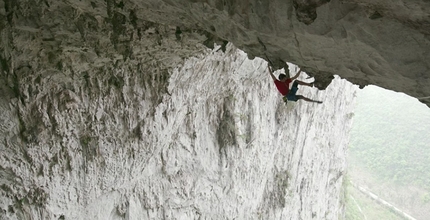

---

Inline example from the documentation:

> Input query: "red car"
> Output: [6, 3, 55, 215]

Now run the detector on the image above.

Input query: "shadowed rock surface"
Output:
[1, 0, 429, 105]
[0, 0, 425, 219]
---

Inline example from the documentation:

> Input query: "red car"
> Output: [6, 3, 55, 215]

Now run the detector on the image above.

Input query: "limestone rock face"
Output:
[0, 0, 359, 218]
[58, 0, 429, 106]
[0, 0, 414, 219]
[161, 0, 429, 105]
[0, 40, 357, 218]
[1, 0, 429, 105]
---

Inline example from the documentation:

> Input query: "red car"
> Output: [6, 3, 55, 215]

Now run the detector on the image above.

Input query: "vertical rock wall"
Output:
[1, 0, 358, 219]
[1, 42, 357, 219]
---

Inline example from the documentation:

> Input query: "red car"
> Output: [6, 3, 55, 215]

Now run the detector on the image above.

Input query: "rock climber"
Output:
[268, 63, 322, 104]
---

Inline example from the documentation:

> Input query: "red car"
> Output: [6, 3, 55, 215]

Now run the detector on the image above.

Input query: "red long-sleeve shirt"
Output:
[274, 78, 292, 96]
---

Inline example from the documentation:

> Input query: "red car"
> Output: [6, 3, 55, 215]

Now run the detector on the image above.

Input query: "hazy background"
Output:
[346, 85, 430, 220]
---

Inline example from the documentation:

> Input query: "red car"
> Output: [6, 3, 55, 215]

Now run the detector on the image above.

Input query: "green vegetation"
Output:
[344, 182, 403, 220]
[350, 86, 430, 189]
[347, 85, 430, 219]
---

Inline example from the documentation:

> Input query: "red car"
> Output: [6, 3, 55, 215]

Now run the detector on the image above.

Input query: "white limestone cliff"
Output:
[0, 43, 357, 219]
[0, 0, 361, 219]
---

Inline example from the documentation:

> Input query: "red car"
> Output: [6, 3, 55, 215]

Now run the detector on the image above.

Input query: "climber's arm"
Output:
[290, 69, 302, 81]
[268, 64, 277, 81]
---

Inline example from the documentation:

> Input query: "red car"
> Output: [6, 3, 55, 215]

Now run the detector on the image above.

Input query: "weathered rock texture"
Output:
[47, 0, 430, 106]
[155, 0, 429, 105]
[0, 0, 413, 219]
[0, 39, 357, 218]
[1, 1, 429, 104]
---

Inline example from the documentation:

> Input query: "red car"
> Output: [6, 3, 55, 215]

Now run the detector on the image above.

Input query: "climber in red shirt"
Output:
[268, 63, 322, 104]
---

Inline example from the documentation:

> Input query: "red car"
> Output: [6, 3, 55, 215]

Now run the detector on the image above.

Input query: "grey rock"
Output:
[1, 0, 429, 105]
[121, 0, 430, 106]
[0, 0, 423, 219]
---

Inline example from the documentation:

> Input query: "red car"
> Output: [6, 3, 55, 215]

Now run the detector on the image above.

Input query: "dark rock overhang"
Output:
[1, 0, 429, 106]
